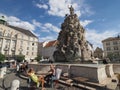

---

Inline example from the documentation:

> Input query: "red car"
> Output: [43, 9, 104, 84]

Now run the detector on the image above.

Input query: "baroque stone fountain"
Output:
[53, 6, 93, 62]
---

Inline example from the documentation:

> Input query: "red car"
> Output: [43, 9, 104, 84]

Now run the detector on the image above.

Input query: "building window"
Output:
[114, 47, 118, 50]
[27, 41, 30, 45]
[21, 35, 24, 39]
[106, 42, 110, 46]
[33, 38, 35, 41]
[32, 52, 34, 55]
[26, 52, 29, 55]
[11, 40, 16, 51]
[6, 39, 10, 45]
[0, 39, 2, 45]
[28, 36, 30, 40]
[7, 33, 11, 37]
[27, 47, 29, 50]
[4, 32, 11, 37]
[12, 40, 16, 46]
[106, 47, 111, 51]
[0, 47, 1, 52]
[0, 31, 3, 36]
[32, 43, 34, 46]
[113, 41, 118, 45]
[4, 33, 7, 37]
[107, 52, 112, 56]
[14, 34, 17, 38]
[12, 51, 15, 56]
[114, 52, 119, 56]
[0, 37, 2, 48]
[32, 47, 34, 50]
[20, 41, 23, 46]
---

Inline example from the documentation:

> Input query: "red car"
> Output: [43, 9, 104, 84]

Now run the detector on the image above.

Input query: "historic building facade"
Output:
[94, 47, 103, 59]
[0, 16, 38, 61]
[38, 40, 57, 61]
[102, 35, 120, 60]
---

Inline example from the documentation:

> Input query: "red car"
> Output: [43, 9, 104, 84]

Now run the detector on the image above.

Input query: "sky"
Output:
[0, 0, 120, 49]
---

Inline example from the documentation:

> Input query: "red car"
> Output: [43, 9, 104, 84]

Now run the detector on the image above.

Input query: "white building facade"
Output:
[38, 40, 57, 61]
[0, 17, 38, 61]
[102, 36, 120, 60]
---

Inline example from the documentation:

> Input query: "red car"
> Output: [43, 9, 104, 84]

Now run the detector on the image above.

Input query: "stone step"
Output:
[58, 79, 97, 90]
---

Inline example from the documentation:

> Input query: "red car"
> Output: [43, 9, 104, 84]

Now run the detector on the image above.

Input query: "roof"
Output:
[43, 40, 58, 48]
[94, 47, 103, 53]
[8, 25, 37, 38]
[102, 36, 120, 42]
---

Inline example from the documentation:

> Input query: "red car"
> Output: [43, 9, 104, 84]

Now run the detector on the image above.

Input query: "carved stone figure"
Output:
[69, 5, 74, 15]
[53, 6, 93, 62]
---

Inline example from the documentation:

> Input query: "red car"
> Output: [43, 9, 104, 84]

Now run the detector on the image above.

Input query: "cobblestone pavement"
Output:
[0, 70, 119, 90]
[0, 73, 119, 90]
[0, 71, 80, 90]
[0, 72, 28, 90]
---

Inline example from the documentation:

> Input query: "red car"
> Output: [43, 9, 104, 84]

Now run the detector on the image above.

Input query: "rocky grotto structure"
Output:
[53, 6, 93, 62]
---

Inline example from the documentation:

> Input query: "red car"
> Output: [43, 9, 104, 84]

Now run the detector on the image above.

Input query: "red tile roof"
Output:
[44, 40, 58, 48]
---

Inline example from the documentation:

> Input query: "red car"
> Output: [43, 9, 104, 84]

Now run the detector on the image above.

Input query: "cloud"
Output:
[39, 36, 56, 42]
[36, 3, 48, 9]
[35, 0, 83, 17]
[81, 20, 93, 27]
[44, 23, 60, 32]
[48, 0, 71, 17]
[0, 13, 36, 31]
[32, 20, 60, 33]
[86, 29, 118, 49]
[0, 13, 59, 34]
[32, 19, 42, 27]
[7, 16, 35, 31]
[35, 0, 93, 17]
[45, 0, 91, 17]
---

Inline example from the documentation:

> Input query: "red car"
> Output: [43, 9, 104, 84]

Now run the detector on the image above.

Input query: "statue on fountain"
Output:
[53, 6, 93, 62]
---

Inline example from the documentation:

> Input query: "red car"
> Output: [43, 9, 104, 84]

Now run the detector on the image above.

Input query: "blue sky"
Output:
[0, 0, 120, 49]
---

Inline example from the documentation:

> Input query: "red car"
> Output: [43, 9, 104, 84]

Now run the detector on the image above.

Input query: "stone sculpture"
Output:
[53, 6, 93, 62]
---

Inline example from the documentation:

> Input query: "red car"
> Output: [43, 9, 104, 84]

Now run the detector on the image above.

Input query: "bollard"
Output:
[0, 67, 7, 78]
[0, 69, 4, 78]
[10, 79, 20, 90]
